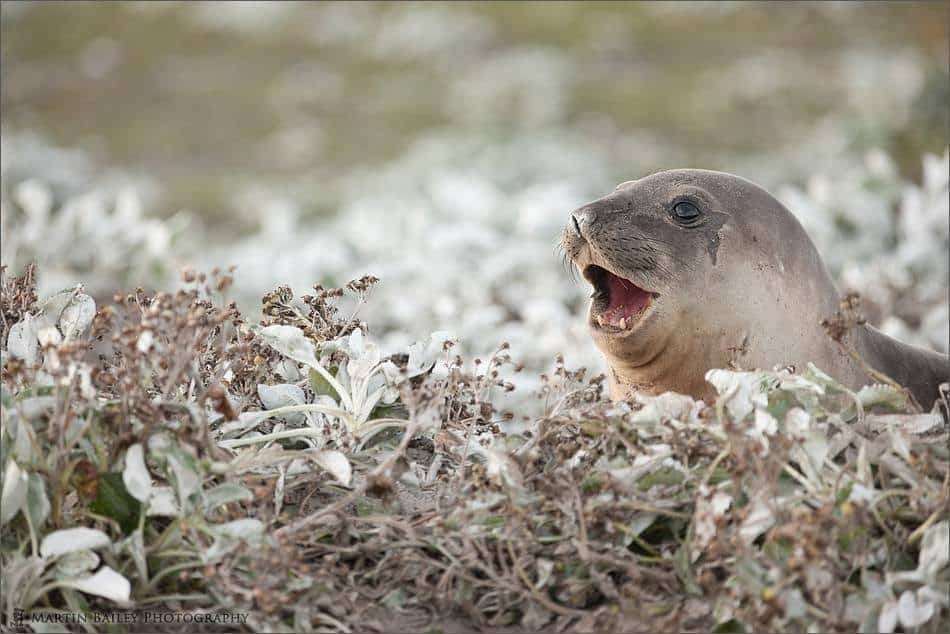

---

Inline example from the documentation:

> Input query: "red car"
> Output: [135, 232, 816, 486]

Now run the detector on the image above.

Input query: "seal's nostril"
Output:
[572, 214, 582, 236]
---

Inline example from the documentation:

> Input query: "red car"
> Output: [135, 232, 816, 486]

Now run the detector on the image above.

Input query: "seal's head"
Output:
[560, 168, 842, 398]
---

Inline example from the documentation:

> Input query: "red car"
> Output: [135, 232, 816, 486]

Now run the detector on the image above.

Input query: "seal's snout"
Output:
[570, 203, 600, 238]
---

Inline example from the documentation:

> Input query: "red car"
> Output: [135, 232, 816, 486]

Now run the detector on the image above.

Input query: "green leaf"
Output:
[26, 473, 50, 529]
[309, 367, 340, 401]
[581, 473, 605, 493]
[381, 587, 408, 609]
[370, 402, 408, 421]
[89, 472, 142, 534]
[674, 543, 702, 596]
[637, 467, 685, 491]
[835, 481, 854, 505]
[0, 385, 13, 408]
[482, 515, 505, 529]
[711, 619, 746, 633]
[763, 537, 793, 564]
[765, 392, 795, 420]
[203, 482, 253, 512]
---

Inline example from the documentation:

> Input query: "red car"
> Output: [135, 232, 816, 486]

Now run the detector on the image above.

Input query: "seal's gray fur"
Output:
[561, 168, 949, 407]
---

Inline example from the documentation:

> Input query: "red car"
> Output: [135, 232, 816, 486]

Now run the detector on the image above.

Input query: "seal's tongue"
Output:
[601, 271, 651, 328]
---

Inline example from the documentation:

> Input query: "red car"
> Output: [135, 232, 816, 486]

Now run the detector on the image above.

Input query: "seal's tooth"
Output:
[619, 317, 627, 329]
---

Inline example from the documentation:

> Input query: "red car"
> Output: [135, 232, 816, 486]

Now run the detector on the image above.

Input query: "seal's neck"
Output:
[605, 346, 710, 401]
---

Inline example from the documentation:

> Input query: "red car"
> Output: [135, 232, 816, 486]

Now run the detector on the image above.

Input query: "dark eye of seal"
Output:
[672, 201, 701, 223]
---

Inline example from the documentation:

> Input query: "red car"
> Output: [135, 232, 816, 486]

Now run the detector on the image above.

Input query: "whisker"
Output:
[555, 243, 579, 282]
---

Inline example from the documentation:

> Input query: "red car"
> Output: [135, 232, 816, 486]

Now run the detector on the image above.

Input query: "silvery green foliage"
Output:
[2, 288, 98, 401]
[1, 279, 945, 629]
[208, 132, 611, 384]
[3, 127, 947, 384]
[0, 135, 190, 297]
[218, 326, 404, 455]
[778, 150, 949, 352]
[0, 288, 264, 611]
[693, 367, 948, 631]
[204, 142, 948, 409]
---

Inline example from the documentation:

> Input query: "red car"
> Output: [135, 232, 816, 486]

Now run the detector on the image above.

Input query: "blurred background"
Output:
[2, 1, 948, 386]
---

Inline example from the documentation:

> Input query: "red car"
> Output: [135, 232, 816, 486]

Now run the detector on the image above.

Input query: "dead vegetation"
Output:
[1, 265, 947, 633]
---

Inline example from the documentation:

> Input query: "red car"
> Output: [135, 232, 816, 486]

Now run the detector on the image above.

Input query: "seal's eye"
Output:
[672, 201, 701, 223]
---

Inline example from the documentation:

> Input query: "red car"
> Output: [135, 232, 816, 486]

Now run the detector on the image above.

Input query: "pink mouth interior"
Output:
[601, 271, 652, 327]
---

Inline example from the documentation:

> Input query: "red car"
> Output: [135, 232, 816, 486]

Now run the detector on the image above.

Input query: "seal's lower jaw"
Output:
[583, 265, 657, 334]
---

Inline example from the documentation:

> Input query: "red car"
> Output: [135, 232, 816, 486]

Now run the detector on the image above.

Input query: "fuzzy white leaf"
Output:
[258, 383, 306, 410]
[847, 483, 876, 504]
[18, 398, 54, 428]
[777, 373, 826, 395]
[36, 326, 62, 347]
[628, 513, 657, 538]
[347, 333, 381, 380]
[802, 431, 829, 474]
[918, 520, 949, 581]
[535, 558, 554, 589]
[122, 443, 152, 503]
[260, 325, 352, 410]
[1, 459, 30, 525]
[480, 446, 525, 489]
[739, 496, 775, 544]
[167, 453, 201, 507]
[214, 518, 265, 540]
[7, 317, 39, 365]
[897, 589, 935, 628]
[803, 363, 843, 389]
[784, 407, 812, 440]
[260, 324, 320, 367]
[705, 369, 772, 421]
[40, 528, 111, 558]
[857, 384, 909, 410]
[218, 411, 265, 437]
[273, 357, 302, 381]
[65, 566, 131, 603]
[54, 550, 100, 577]
[10, 411, 35, 463]
[357, 385, 387, 427]
[878, 599, 899, 633]
[203, 483, 253, 511]
[753, 408, 778, 435]
[869, 413, 943, 435]
[691, 485, 732, 562]
[146, 487, 180, 517]
[348, 328, 364, 356]
[59, 293, 96, 340]
[311, 449, 352, 486]
[26, 473, 50, 529]
[136, 330, 154, 353]
[889, 430, 912, 462]
[631, 392, 697, 426]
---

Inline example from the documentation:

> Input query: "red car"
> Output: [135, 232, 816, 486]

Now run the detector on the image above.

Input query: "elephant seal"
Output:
[560, 168, 949, 408]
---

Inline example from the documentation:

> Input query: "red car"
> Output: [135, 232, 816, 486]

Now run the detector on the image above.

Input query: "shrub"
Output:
[2, 265, 947, 632]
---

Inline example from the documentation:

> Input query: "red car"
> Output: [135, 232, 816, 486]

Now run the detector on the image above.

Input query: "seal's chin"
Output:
[583, 265, 656, 333]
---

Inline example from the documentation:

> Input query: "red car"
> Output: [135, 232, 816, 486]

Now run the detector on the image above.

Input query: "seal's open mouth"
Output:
[583, 265, 655, 331]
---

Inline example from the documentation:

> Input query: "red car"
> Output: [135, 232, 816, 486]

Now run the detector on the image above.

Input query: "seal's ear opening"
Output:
[584, 265, 653, 330]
